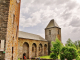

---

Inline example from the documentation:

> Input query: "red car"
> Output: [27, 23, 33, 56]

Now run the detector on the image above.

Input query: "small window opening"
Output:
[12, 56, 13, 60]
[49, 30, 51, 35]
[16, 26, 18, 38]
[12, 47, 14, 54]
[12, 14, 15, 24]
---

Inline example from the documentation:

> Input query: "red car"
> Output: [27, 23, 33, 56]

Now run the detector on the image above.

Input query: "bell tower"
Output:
[0, 0, 21, 60]
[45, 19, 61, 54]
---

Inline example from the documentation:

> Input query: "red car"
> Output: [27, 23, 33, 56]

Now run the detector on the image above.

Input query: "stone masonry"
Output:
[18, 38, 48, 59]
[0, 0, 61, 60]
[0, 0, 21, 60]
[45, 19, 61, 54]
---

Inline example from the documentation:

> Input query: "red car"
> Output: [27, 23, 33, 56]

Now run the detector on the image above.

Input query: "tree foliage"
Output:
[74, 40, 80, 50]
[65, 38, 76, 48]
[60, 47, 78, 60]
[50, 53, 58, 59]
[51, 37, 63, 57]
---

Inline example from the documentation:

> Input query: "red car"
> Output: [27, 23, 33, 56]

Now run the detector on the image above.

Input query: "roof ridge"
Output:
[19, 31, 40, 36]
[18, 31, 47, 41]
[45, 19, 60, 29]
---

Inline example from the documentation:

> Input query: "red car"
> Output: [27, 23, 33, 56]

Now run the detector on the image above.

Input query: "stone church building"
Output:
[18, 31, 48, 59]
[0, 0, 61, 60]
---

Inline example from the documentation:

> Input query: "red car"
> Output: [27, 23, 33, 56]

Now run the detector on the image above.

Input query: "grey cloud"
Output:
[20, 0, 80, 44]
[71, 27, 80, 33]
[69, 17, 80, 27]
[61, 12, 72, 20]
[65, 1, 78, 10]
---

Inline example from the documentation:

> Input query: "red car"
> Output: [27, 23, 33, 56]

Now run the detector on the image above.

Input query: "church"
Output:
[0, 0, 61, 60]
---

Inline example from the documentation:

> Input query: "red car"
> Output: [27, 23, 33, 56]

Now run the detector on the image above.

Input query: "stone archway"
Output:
[23, 42, 29, 59]
[44, 44, 47, 55]
[32, 43, 37, 58]
[39, 43, 43, 56]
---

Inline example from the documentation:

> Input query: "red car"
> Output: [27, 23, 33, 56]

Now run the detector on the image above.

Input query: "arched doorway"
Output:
[44, 44, 47, 55]
[23, 42, 29, 59]
[39, 43, 42, 56]
[32, 43, 37, 58]
[23, 53, 26, 59]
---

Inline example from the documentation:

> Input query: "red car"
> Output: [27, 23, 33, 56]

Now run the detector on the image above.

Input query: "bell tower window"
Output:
[49, 30, 51, 35]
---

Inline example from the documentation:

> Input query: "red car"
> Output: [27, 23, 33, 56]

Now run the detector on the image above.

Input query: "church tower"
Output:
[0, 0, 21, 60]
[45, 19, 61, 54]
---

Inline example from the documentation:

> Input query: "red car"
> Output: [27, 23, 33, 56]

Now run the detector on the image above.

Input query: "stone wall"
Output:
[18, 38, 48, 59]
[0, 51, 5, 60]
[45, 28, 61, 42]
[0, 0, 10, 40]
[0, 0, 10, 60]
[5, 0, 21, 60]
[45, 27, 61, 55]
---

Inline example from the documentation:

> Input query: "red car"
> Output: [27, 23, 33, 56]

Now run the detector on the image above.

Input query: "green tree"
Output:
[65, 38, 76, 48]
[74, 41, 78, 49]
[51, 37, 63, 56]
[60, 47, 78, 60]
[50, 53, 58, 59]
[74, 40, 80, 50]
[78, 40, 80, 49]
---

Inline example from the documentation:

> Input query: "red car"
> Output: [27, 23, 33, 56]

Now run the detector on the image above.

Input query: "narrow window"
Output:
[12, 56, 13, 60]
[12, 47, 14, 54]
[12, 14, 15, 24]
[12, 47, 14, 60]
[49, 30, 51, 35]
[16, 26, 18, 38]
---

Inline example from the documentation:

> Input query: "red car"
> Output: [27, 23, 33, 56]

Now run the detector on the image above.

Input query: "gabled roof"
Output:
[18, 31, 47, 41]
[45, 19, 60, 29]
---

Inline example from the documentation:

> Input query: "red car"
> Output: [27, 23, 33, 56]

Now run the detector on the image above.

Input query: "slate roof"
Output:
[18, 31, 47, 41]
[45, 19, 60, 29]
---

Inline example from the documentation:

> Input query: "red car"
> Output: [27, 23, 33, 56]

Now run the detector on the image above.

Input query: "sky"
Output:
[19, 0, 80, 44]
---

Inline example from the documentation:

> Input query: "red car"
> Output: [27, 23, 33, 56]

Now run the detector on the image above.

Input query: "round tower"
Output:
[45, 19, 61, 55]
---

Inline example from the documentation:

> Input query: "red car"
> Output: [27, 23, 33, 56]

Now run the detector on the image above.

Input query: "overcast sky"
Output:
[19, 0, 80, 44]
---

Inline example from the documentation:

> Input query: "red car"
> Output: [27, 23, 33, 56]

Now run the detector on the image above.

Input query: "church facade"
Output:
[0, 0, 61, 60]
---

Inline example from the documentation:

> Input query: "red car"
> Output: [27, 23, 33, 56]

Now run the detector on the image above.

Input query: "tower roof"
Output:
[45, 19, 60, 29]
